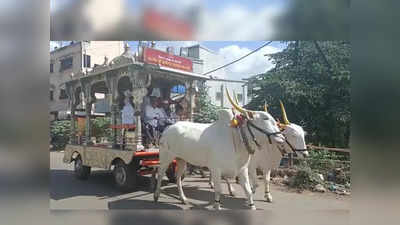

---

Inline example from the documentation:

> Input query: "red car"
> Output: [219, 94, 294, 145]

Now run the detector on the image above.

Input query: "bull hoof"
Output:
[181, 198, 188, 205]
[249, 205, 256, 210]
[154, 194, 159, 203]
[214, 203, 221, 210]
[265, 193, 273, 203]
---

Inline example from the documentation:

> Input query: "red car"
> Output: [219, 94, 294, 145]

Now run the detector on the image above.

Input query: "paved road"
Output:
[50, 151, 350, 211]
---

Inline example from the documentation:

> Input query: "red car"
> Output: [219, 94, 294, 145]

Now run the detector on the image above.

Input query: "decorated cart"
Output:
[62, 43, 208, 192]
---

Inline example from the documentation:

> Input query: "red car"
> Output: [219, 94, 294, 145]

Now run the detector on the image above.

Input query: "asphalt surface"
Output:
[50, 151, 350, 211]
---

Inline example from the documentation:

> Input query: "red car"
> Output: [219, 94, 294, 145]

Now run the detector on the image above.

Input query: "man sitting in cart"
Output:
[144, 89, 173, 146]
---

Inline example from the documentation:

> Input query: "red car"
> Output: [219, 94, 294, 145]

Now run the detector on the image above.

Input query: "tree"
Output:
[247, 41, 350, 147]
[193, 85, 222, 123]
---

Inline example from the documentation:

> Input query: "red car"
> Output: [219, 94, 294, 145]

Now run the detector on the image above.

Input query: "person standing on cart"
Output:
[120, 90, 136, 149]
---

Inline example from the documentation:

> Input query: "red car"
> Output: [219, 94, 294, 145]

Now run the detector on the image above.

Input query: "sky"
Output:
[127, 41, 286, 80]
[50, 41, 286, 80]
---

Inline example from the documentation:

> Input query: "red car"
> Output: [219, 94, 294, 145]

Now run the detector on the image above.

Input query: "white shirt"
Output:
[145, 105, 168, 127]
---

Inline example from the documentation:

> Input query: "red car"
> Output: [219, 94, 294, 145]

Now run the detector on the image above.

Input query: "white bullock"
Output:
[250, 101, 309, 202]
[249, 121, 309, 202]
[154, 91, 288, 210]
[219, 101, 309, 202]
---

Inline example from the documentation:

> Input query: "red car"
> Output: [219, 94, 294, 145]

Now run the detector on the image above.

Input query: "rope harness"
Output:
[246, 120, 307, 156]
[232, 115, 308, 156]
[239, 125, 256, 154]
[246, 120, 282, 145]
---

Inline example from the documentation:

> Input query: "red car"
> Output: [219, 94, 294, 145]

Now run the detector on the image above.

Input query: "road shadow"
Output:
[160, 185, 254, 210]
[108, 199, 183, 209]
[50, 169, 168, 201]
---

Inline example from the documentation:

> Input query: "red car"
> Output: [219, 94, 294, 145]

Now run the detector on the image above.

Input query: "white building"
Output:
[49, 41, 125, 120]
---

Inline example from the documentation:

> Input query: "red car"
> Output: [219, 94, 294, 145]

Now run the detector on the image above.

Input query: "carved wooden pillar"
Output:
[130, 68, 151, 151]
[132, 90, 144, 150]
[106, 75, 118, 148]
[69, 86, 76, 145]
[70, 103, 76, 145]
[84, 84, 93, 146]
[111, 100, 118, 148]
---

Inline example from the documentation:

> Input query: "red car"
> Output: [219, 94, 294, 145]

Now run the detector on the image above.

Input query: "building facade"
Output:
[49, 41, 125, 120]
[205, 79, 247, 108]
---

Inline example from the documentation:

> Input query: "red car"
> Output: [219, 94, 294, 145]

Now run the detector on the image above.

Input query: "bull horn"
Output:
[279, 100, 290, 125]
[233, 90, 240, 104]
[264, 100, 268, 112]
[226, 88, 247, 115]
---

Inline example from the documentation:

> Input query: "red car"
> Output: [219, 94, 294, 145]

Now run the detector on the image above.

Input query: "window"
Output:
[59, 89, 68, 100]
[237, 93, 243, 103]
[59, 57, 73, 72]
[50, 63, 54, 73]
[50, 90, 54, 101]
[216, 92, 222, 101]
[83, 54, 91, 68]
[180, 47, 188, 57]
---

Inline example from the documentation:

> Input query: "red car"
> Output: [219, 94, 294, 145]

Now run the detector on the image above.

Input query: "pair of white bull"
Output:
[154, 89, 308, 210]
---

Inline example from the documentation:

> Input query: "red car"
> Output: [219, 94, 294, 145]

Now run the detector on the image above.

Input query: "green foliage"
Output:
[291, 149, 351, 188]
[91, 117, 112, 141]
[247, 41, 350, 148]
[194, 85, 222, 123]
[50, 120, 71, 150]
[309, 149, 349, 161]
[290, 162, 323, 190]
[50, 117, 113, 150]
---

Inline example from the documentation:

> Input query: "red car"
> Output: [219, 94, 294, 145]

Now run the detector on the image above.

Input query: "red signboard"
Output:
[142, 47, 193, 72]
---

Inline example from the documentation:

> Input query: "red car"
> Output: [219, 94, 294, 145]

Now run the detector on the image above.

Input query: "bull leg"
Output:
[200, 168, 207, 178]
[175, 158, 188, 204]
[154, 152, 174, 203]
[264, 169, 272, 202]
[211, 169, 222, 210]
[238, 168, 256, 210]
[248, 166, 258, 194]
[209, 171, 214, 189]
[224, 177, 236, 197]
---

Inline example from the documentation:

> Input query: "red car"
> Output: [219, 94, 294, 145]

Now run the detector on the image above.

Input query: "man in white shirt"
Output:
[145, 97, 161, 126]
[144, 96, 166, 146]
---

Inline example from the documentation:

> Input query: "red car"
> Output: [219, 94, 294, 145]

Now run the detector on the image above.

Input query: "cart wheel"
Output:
[74, 155, 91, 180]
[113, 160, 136, 192]
[166, 163, 185, 183]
